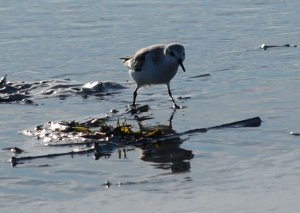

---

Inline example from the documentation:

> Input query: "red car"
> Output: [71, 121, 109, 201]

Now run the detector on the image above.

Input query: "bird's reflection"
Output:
[135, 110, 194, 173]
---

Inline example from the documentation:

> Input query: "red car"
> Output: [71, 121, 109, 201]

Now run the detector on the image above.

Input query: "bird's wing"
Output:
[121, 45, 165, 72]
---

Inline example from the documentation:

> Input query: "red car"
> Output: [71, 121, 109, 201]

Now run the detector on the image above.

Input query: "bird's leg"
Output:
[132, 87, 138, 108]
[167, 83, 180, 109]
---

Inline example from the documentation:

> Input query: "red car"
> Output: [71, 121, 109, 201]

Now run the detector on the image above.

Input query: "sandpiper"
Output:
[121, 43, 185, 109]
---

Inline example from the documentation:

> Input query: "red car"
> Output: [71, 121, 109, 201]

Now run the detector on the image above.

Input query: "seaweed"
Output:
[12, 115, 262, 168]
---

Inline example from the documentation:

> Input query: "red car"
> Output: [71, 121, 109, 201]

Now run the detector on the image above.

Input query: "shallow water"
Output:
[1, 0, 300, 212]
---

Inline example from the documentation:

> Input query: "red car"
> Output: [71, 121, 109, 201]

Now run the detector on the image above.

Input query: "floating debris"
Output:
[103, 180, 112, 189]
[10, 147, 96, 167]
[177, 96, 191, 100]
[189, 73, 211, 78]
[290, 131, 300, 136]
[258, 43, 297, 50]
[23, 116, 262, 145]
[182, 117, 262, 134]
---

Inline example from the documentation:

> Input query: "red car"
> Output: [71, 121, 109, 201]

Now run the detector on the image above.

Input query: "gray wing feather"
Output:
[121, 44, 165, 72]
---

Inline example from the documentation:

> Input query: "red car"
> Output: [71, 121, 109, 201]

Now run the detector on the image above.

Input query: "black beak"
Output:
[178, 59, 185, 72]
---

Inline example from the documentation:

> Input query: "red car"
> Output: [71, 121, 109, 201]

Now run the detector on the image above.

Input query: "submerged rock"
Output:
[2, 147, 25, 155]
[0, 74, 7, 88]
[0, 93, 33, 104]
[0, 75, 126, 104]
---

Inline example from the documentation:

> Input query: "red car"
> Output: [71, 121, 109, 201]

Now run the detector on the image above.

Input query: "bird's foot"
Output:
[172, 104, 182, 110]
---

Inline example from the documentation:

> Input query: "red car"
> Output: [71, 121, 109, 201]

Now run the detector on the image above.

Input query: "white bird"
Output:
[121, 43, 186, 109]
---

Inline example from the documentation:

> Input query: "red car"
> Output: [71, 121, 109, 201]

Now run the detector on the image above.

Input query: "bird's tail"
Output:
[119, 57, 131, 63]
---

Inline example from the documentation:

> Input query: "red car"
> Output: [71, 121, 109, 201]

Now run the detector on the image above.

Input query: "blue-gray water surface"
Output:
[1, 1, 300, 212]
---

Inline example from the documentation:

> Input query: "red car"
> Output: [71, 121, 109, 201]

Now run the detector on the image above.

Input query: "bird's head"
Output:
[164, 43, 186, 72]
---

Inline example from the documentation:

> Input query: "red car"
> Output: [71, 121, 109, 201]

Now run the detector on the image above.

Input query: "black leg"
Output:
[133, 87, 138, 108]
[167, 83, 180, 109]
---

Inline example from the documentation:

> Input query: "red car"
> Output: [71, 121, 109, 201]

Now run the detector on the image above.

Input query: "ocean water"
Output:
[1, 0, 300, 212]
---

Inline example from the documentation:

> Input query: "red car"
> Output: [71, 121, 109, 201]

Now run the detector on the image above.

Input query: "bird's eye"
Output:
[169, 51, 175, 57]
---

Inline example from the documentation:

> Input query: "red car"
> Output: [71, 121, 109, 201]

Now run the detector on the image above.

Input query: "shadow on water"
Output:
[135, 111, 194, 173]
[139, 138, 194, 173]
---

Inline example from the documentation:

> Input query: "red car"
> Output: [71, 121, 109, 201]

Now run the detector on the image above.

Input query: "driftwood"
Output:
[11, 149, 94, 167]
[259, 43, 297, 50]
[182, 116, 262, 134]
[189, 73, 211, 78]
[10, 142, 114, 167]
